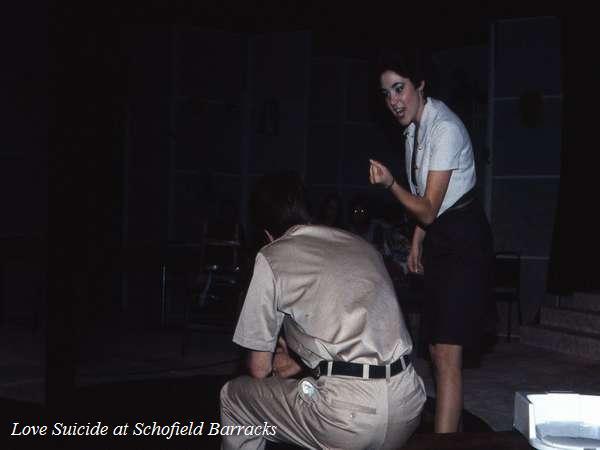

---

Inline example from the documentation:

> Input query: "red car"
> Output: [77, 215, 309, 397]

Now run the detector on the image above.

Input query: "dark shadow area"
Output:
[1, 375, 491, 450]
[2, 8, 581, 450]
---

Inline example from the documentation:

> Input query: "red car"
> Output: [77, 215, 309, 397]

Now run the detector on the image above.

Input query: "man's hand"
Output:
[272, 337, 303, 378]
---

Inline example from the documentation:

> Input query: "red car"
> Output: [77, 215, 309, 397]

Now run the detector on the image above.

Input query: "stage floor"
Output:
[1, 322, 599, 434]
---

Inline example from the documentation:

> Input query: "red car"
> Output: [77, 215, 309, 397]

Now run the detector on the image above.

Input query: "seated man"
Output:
[220, 172, 426, 450]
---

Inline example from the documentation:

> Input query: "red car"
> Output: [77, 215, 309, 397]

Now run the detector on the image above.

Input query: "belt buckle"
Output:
[311, 365, 321, 380]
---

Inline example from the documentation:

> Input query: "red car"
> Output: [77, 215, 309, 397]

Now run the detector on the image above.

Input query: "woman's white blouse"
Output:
[404, 98, 477, 217]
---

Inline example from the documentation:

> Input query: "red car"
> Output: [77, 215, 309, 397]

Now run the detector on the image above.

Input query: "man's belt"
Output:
[311, 354, 411, 380]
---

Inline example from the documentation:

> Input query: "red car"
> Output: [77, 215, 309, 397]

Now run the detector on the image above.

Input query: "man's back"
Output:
[222, 172, 425, 450]
[237, 224, 413, 368]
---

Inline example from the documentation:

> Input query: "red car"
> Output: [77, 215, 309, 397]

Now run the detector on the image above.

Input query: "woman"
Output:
[369, 52, 493, 433]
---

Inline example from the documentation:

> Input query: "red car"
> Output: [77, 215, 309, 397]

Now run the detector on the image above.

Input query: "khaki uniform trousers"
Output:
[220, 365, 426, 450]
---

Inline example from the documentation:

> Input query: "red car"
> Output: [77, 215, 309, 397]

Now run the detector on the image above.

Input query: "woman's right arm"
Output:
[369, 159, 450, 226]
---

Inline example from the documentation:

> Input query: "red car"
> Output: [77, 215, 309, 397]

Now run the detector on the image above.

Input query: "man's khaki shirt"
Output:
[233, 225, 413, 368]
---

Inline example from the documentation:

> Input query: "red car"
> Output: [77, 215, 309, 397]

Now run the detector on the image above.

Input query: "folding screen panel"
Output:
[490, 17, 562, 327]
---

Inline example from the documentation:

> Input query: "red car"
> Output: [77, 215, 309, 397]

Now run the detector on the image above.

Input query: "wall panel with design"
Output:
[490, 17, 562, 330]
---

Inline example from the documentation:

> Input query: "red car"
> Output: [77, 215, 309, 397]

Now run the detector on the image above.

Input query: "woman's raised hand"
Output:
[369, 159, 394, 187]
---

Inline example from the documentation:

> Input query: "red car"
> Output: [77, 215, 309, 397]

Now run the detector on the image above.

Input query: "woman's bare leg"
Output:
[429, 343, 463, 433]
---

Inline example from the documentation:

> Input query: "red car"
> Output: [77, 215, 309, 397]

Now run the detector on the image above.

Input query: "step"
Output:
[520, 324, 600, 362]
[540, 306, 600, 335]
[567, 291, 600, 312]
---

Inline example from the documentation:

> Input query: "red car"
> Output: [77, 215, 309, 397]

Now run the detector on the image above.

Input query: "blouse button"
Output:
[418, 146, 423, 151]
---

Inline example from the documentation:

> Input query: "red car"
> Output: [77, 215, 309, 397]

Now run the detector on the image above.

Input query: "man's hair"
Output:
[250, 171, 312, 239]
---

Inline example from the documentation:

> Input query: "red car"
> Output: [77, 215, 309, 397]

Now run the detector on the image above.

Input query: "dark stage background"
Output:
[2, 4, 598, 445]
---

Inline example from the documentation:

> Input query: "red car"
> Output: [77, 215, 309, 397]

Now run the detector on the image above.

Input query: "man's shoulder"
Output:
[261, 225, 374, 259]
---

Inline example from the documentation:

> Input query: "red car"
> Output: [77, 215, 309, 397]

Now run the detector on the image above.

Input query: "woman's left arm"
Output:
[394, 170, 451, 225]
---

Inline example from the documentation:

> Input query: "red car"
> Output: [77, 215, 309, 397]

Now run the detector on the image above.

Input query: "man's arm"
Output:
[246, 337, 304, 379]
[247, 350, 273, 379]
[234, 253, 279, 379]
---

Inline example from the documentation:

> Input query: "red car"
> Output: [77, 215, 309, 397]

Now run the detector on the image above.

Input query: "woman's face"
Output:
[380, 70, 425, 127]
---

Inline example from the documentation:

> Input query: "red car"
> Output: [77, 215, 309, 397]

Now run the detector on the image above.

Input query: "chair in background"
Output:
[398, 272, 426, 358]
[181, 219, 249, 357]
[493, 251, 522, 342]
[198, 221, 242, 306]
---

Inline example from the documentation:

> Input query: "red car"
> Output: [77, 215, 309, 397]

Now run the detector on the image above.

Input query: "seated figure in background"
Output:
[220, 171, 425, 450]
[347, 194, 389, 254]
[381, 205, 413, 284]
[347, 195, 409, 284]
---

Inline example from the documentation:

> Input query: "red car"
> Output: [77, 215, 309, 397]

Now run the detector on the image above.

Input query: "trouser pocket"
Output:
[297, 377, 319, 405]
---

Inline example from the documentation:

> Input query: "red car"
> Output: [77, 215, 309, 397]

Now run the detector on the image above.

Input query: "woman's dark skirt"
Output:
[422, 200, 494, 354]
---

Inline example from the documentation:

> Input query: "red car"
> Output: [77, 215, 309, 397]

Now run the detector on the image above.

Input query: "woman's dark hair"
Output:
[249, 171, 312, 239]
[373, 48, 438, 98]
